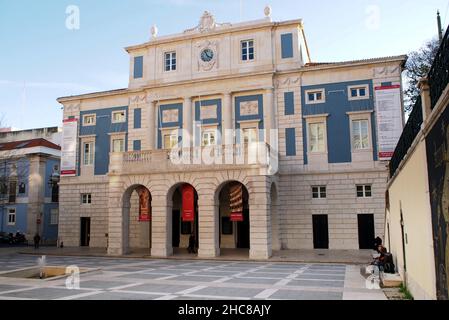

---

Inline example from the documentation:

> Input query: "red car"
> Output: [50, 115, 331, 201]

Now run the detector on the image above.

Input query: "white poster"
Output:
[374, 85, 404, 160]
[61, 118, 78, 176]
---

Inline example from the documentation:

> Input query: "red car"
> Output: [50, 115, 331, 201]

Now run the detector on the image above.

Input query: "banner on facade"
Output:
[374, 85, 404, 160]
[137, 187, 151, 222]
[230, 183, 244, 222]
[61, 118, 78, 176]
[182, 184, 195, 222]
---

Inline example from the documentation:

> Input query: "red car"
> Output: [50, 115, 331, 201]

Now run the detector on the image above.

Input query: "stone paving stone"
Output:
[0, 284, 27, 292]
[79, 280, 129, 290]
[118, 273, 173, 280]
[75, 291, 162, 300]
[1, 287, 92, 300]
[269, 289, 343, 300]
[106, 267, 149, 272]
[189, 271, 237, 277]
[295, 274, 345, 280]
[173, 295, 223, 300]
[169, 275, 225, 282]
[224, 277, 281, 285]
[303, 269, 346, 275]
[237, 273, 287, 279]
[193, 287, 264, 298]
[125, 283, 193, 294]
[253, 268, 296, 274]
[286, 279, 345, 288]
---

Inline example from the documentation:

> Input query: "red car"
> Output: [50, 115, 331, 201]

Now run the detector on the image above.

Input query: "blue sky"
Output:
[0, 0, 448, 130]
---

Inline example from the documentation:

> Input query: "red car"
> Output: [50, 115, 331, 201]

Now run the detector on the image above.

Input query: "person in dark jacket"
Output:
[33, 233, 41, 249]
[188, 234, 196, 254]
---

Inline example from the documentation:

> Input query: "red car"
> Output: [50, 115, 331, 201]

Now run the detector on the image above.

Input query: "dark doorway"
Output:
[313, 215, 329, 249]
[358, 214, 375, 249]
[237, 209, 250, 249]
[80, 217, 91, 247]
[172, 210, 180, 248]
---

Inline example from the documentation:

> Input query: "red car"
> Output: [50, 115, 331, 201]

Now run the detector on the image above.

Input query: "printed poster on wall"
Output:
[374, 85, 404, 160]
[61, 118, 78, 176]
[182, 184, 195, 222]
[230, 183, 244, 222]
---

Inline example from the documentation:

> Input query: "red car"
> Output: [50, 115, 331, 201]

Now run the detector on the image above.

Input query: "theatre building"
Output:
[57, 9, 406, 259]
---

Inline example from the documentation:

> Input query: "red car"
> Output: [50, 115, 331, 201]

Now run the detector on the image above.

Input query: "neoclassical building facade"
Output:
[57, 9, 406, 259]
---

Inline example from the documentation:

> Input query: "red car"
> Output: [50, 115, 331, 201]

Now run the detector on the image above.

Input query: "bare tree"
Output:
[404, 37, 440, 112]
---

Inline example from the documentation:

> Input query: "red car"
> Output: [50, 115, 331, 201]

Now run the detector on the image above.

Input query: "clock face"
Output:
[200, 48, 214, 62]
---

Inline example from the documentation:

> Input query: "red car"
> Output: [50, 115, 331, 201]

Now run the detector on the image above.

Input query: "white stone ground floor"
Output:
[58, 169, 387, 260]
[0, 254, 386, 300]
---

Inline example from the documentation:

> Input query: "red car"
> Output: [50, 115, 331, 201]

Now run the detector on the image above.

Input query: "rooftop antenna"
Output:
[437, 10, 443, 43]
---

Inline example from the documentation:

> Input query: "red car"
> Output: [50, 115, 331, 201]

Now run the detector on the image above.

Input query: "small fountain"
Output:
[37, 255, 46, 279]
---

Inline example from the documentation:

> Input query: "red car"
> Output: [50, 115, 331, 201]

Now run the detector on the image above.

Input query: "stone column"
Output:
[148, 100, 156, 150]
[151, 194, 173, 257]
[222, 92, 233, 145]
[249, 176, 272, 260]
[198, 192, 220, 258]
[418, 78, 432, 122]
[107, 176, 126, 255]
[183, 96, 193, 148]
[263, 88, 275, 145]
[27, 155, 46, 240]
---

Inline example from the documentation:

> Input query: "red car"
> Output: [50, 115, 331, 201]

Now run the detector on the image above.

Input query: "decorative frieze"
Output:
[240, 101, 259, 116]
[200, 104, 218, 120]
[162, 109, 179, 123]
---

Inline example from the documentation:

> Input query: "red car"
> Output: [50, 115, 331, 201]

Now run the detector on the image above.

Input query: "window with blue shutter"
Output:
[134, 108, 141, 129]
[286, 128, 296, 156]
[134, 56, 143, 79]
[284, 92, 295, 115]
[281, 33, 294, 59]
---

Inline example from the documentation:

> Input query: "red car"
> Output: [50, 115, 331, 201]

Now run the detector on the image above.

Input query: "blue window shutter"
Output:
[134, 56, 143, 79]
[284, 92, 295, 115]
[133, 140, 141, 151]
[286, 128, 296, 156]
[281, 33, 294, 59]
[134, 108, 142, 129]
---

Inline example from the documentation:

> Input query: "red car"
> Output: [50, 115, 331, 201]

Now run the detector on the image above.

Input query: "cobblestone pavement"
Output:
[0, 254, 386, 300]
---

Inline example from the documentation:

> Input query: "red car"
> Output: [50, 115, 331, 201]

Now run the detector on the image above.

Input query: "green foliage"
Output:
[404, 38, 440, 113]
[399, 283, 414, 300]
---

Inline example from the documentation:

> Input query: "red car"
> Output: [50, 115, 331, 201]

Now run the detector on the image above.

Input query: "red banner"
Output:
[230, 183, 244, 222]
[182, 184, 195, 222]
[137, 187, 151, 222]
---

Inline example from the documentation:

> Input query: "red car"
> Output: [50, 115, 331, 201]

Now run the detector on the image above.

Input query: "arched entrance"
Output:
[169, 183, 199, 256]
[217, 181, 250, 257]
[122, 185, 152, 255]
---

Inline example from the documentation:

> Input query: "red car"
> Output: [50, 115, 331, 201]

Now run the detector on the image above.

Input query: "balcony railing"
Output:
[428, 26, 449, 109]
[110, 143, 278, 176]
[389, 96, 423, 178]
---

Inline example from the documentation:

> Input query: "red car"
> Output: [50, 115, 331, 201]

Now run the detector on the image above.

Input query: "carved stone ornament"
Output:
[196, 40, 218, 71]
[184, 11, 232, 34]
[240, 101, 259, 116]
[162, 109, 179, 123]
[200, 104, 218, 120]
[373, 65, 401, 78]
[276, 77, 301, 88]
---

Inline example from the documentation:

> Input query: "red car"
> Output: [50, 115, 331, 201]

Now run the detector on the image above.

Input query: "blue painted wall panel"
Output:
[44, 158, 59, 198]
[134, 108, 142, 129]
[42, 203, 58, 242]
[301, 80, 377, 164]
[133, 140, 141, 151]
[286, 128, 296, 156]
[134, 56, 143, 79]
[235, 95, 264, 144]
[195, 99, 222, 146]
[80, 106, 129, 175]
[1, 204, 27, 234]
[157, 103, 183, 149]
[284, 92, 295, 115]
[281, 33, 294, 59]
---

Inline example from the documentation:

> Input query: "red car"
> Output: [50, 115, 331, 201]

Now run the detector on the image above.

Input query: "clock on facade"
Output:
[200, 48, 214, 62]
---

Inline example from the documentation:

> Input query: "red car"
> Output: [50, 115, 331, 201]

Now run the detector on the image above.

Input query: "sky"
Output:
[0, 0, 448, 130]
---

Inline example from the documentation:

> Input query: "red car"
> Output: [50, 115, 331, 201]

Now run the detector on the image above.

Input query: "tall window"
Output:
[50, 209, 59, 225]
[165, 52, 176, 71]
[241, 40, 254, 61]
[202, 130, 216, 147]
[352, 119, 370, 150]
[312, 186, 327, 199]
[83, 142, 94, 166]
[8, 181, 16, 203]
[308, 122, 325, 152]
[51, 184, 59, 203]
[112, 139, 125, 153]
[81, 194, 92, 204]
[7, 208, 16, 225]
[163, 134, 178, 149]
[242, 127, 258, 145]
